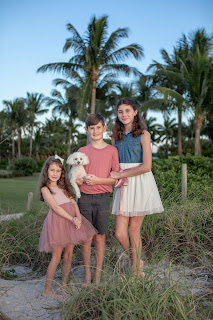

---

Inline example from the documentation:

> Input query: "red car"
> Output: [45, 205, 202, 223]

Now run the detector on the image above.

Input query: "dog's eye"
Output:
[75, 158, 77, 160]
[80, 158, 82, 160]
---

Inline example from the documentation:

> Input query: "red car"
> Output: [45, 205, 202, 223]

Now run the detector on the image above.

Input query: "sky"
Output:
[0, 0, 212, 124]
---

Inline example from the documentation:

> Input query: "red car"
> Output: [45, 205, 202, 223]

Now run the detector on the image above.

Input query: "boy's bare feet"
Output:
[82, 271, 91, 287]
[94, 275, 101, 285]
[94, 268, 102, 285]
[60, 284, 75, 295]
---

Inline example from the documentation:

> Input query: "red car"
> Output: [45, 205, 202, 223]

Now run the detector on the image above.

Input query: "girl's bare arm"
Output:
[42, 187, 74, 222]
[70, 198, 82, 222]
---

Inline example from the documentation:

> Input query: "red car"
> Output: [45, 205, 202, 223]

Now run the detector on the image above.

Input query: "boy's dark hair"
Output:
[85, 114, 105, 128]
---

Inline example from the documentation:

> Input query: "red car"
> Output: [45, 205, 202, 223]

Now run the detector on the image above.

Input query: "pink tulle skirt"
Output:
[39, 202, 97, 252]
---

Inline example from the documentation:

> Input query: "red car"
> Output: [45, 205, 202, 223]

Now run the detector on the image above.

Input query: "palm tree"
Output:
[182, 118, 195, 140]
[135, 75, 166, 121]
[2, 98, 25, 161]
[26, 92, 48, 157]
[156, 117, 177, 157]
[53, 72, 118, 121]
[42, 116, 68, 155]
[0, 110, 9, 161]
[116, 83, 136, 99]
[0, 110, 7, 141]
[34, 128, 42, 161]
[44, 89, 78, 156]
[38, 15, 144, 114]
[180, 30, 213, 155]
[145, 116, 160, 147]
[148, 43, 189, 155]
[15, 101, 28, 158]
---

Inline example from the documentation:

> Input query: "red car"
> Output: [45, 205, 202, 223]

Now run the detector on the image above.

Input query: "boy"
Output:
[77, 114, 120, 286]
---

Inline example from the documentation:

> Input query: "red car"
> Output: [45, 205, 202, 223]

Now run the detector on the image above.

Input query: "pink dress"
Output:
[39, 186, 98, 252]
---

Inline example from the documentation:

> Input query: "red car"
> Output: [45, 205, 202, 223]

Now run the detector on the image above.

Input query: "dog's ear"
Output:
[67, 153, 75, 165]
[82, 154, 89, 165]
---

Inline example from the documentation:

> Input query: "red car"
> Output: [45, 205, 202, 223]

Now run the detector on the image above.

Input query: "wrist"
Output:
[119, 171, 124, 179]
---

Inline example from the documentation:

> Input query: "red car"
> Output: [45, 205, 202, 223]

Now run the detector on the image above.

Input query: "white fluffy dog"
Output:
[67, 152, 89, 198]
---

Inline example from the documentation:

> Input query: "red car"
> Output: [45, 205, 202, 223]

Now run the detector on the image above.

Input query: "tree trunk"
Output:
[67, 116, 72, 157]
[166, 138, 168, 158]
[36, 146, 40, 161]
[18, 129, 21, 158]
[143, 110, 147, 120]
[12, 128, 15, 161]
[91, 70, 99, 114]
[177, 106, 183, 155]
[194, 114, 203, 156]
[29, 123, 34, 157]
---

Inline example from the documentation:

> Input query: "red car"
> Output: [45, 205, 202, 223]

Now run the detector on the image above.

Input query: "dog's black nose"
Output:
[77, 161, 80, 164]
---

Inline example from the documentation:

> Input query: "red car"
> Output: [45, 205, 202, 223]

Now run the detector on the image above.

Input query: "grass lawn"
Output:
[0, 174, 44, 214]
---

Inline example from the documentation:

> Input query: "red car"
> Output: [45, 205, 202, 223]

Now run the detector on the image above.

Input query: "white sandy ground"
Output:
[0, 258, 212, 320]
[0, 265, 85, 320]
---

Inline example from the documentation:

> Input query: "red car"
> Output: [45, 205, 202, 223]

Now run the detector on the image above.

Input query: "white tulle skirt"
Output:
[112, 163, 164, 217]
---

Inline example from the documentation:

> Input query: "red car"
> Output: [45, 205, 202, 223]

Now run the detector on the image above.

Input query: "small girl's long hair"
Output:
[39, 156, 74, 201]
[111, 97, 145, 141]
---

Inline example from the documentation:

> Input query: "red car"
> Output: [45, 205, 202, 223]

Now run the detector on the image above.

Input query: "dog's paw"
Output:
[76, 191, 81, 198]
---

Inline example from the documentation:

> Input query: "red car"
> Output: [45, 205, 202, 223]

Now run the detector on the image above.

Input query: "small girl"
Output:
[39, 155, 97, 296]
[110, 97, 164, 276]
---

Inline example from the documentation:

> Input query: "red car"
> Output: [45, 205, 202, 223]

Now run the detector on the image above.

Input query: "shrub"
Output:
[36, 159, 46, 172]
[0, 159, 8, 169]
[152, 154, 213, 200]
[0, 170, 14, 178]
[13, 157, 37, 176]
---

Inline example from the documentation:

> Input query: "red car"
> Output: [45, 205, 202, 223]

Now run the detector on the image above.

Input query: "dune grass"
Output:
[0, 187, 212, 319]
[63, 272, 198, 320]
[0, 174, 43, 214]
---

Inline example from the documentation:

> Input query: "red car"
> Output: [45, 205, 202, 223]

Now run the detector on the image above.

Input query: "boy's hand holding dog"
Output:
[84, 174, 99, 186]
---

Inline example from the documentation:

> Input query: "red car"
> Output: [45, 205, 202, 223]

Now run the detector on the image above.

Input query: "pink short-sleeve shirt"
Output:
[78, 143, 120, 194]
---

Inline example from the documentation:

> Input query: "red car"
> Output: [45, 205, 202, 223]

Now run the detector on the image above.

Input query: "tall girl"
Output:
[110, 98, 164, 276]
[39, 155, 97, 296]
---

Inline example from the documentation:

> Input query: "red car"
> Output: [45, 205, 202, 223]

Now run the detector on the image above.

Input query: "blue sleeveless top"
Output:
[114, 132, 143, 163]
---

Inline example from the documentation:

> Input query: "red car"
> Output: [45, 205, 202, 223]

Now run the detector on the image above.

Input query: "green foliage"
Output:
[0, 207, 51, 270]
[36, 159, 46, 172]
[13, 157, 37, 176]
[152, 154, 213, 199]
[141, 197, 212, 262]
[0, 159, 8, 170]
[1, 268, 18, 279]
[63, 274, 196, 320]
[202, 149, 213, 157]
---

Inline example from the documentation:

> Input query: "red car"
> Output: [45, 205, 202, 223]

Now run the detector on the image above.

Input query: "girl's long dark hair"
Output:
[39, 156, 74, 201]
[111, 97, 145, 141]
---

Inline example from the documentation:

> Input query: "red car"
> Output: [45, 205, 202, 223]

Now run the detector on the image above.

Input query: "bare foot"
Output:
[60, 284, 74, 296]
[41, 291, 63, 298]
[81, 280, 91, 287]
[131, 260, 145, 280]
[82, 272, 91, 287]
[94, 277, 101, 286]
[138, 259, 145, 278]
[94, 270, 101, 285]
